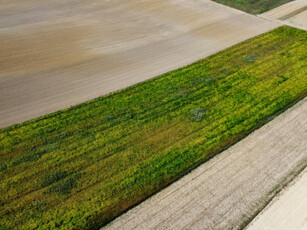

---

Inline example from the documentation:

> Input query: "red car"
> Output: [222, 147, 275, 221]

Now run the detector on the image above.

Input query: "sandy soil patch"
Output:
[260, 0, 307, 30]
[247, 169, 307, 230]
[104, 97, 307, 230]
[0, 0, 278, 128]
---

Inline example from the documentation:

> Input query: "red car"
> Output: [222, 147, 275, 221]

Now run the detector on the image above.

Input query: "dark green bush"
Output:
[47, 174, 80, 195]
[0, 163, 7, 172]
[41, 171, 68, 187]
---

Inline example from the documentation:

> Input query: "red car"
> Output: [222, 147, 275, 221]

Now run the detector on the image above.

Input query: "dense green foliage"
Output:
[212, 0, 293, 14]
[0, 27, 306, 229]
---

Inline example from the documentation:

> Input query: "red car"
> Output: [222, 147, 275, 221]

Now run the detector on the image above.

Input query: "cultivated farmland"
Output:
[0, 0, 278, 128]
[105, 90, 307, 230]
[0, 26, 307, 229]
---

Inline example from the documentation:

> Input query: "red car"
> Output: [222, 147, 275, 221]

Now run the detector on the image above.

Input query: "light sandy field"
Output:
[0, 0, 278, 128]
[260, 0, 307, 30]
[246, 169, 307, 230]
[104, 97, 307, 230]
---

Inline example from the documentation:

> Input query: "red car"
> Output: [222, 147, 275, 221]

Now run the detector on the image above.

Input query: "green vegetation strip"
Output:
[0, 27, 307, 229]
[212, 0, 294, 14]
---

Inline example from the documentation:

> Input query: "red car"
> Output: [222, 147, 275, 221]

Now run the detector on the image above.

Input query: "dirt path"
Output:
[259, 0, 307, 30]
[104, 97, 307, 230]
[246, 169, 307, 230]
[0, 0, 278, 128]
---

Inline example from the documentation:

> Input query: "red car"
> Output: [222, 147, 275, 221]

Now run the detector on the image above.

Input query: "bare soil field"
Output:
[104, 97, 307, 230]
[0, 0, 278, 128]
[260, 0, 307, 30]
[247, 169, 307, 230]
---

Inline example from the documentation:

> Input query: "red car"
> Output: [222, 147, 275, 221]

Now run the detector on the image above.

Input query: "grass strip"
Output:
[212, 0, 294, 14]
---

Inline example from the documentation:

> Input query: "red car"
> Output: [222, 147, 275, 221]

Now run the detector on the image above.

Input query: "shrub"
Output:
[47, 174, 80, 195]
[41, 171, 68, 187]
[0, 163, 7, 172]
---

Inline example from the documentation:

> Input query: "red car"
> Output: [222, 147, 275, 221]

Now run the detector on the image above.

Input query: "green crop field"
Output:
[0, 26, 307, 229]
[212, 0, 293, 14]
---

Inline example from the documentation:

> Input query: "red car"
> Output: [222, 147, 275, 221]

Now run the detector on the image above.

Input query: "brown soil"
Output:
[0, 0, 278, 128]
